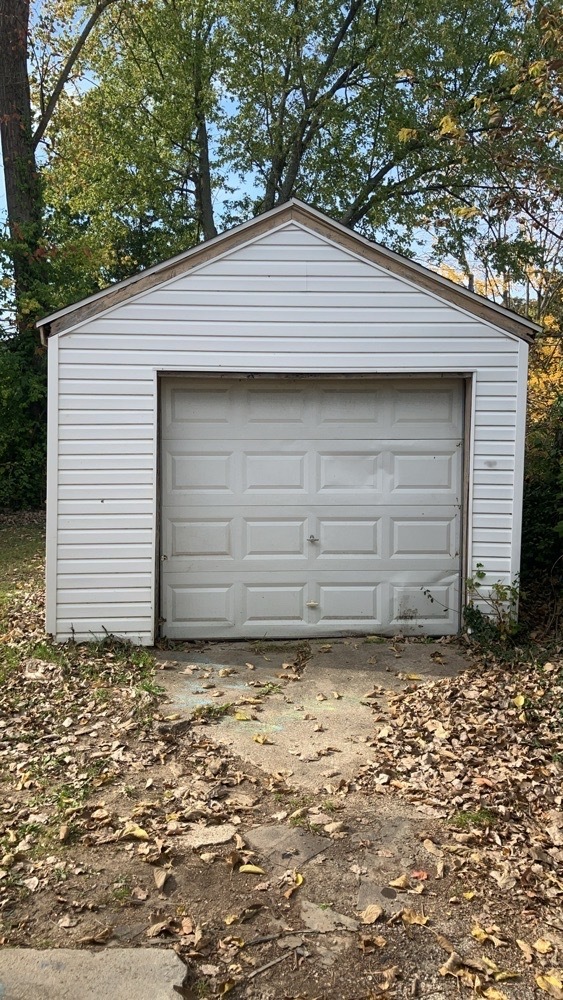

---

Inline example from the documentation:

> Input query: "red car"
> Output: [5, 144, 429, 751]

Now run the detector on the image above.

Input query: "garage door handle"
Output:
[308, 535, 319, 543]
[306, 601, 319, 608]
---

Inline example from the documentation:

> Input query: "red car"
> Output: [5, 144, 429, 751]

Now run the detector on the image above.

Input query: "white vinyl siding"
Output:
[49, 221, 527, 643]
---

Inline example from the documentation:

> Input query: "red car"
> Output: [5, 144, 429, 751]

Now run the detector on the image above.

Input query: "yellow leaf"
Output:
[439, 115, 459, 136]
[397, 127, 418, 143]
[512, 694, 525, 708]
[252, 733, 273, 744]
[389, 874, 410, 889]
[533, 938, 554, 955]
[401, 908, 428, 926]
[218, 980, 236, 995]
[483, 989, 509, 1000]
[536, 975, 563, 999]
[283, 872, 304, 899]
[121, 821, 149, 841]
[239, 864, 266, 875]
[462, 891, 475, 900]
[224, 913, 238, 925]
[234, 711, 251, 721]
[406, 673, 422, 681]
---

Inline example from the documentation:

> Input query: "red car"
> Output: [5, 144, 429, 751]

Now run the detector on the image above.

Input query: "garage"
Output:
[161, 376, 463, 638]
[38, 199, 537, 644]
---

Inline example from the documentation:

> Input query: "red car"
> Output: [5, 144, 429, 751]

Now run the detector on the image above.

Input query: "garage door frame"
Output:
[155, 371, 473, 639]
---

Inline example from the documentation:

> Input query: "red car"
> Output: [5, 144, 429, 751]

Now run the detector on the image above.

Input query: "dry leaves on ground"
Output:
[358, 648, 563, 910]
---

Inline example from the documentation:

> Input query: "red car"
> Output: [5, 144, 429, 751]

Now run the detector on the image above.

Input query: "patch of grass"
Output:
[192, 702, 232, 720]
[363, 635, 385, 644]
[258, 682, 282, 696]
[451, 808, 496, 829]
[0, 515, 44, 605]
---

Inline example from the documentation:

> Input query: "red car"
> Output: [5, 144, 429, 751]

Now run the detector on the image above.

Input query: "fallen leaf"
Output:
[536, 975, 563, 999]
[359, 904, 384, 924]
[121, 821, 149, 841]
[153, 868, 169, 890]
[533, 939, 554, 955]
[253, 733, 273, 745]
[516, 939, 534, 963]
[483, 989, 510, 1000]
[332, 691, 342, 699]
[422, 838, 443, 858]
[316, 693, 327, 702]
[234, 711, 251, 721]
[401, 908, 428, 926]
[359, 934, 387, 952]
[472, 921, 507, 948]
[283, 872, 304, 899]
[239, 864, 266, 875]
[512, 694, 525, 708]
[389, 874, 410, 889]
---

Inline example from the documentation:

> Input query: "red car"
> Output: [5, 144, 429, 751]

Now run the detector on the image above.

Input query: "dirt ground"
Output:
[1, 514, 562, 999]
[1, 637, 562, 999]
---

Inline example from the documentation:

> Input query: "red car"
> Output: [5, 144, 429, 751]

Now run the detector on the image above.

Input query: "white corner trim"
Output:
[45, 337, 59, 635]
[466, 372, 477, 578]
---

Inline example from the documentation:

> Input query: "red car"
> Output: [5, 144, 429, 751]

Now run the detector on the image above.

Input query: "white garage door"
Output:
[160, 377, 463, 638]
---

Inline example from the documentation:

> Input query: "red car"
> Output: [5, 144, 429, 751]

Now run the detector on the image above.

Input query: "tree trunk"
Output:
[0, 0, 42, 319]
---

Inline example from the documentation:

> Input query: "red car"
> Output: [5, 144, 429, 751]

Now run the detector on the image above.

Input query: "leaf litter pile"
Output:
[357, 644, 563, 996]
[2, 565, 563, 997]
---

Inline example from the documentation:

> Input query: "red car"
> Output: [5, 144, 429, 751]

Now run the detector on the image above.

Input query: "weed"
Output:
[258, 682, 282, 696]
[192, 702, 232, 721]
[451, 808, 496, 829]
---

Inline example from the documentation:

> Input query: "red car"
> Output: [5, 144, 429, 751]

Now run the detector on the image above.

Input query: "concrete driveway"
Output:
[156, 636, 468, 790]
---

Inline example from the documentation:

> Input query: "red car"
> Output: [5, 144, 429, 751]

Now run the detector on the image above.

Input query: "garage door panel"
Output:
[391, 517, 457, 558]
[244, 452, 307, 493]
[169, 584, 235, 625]
[390, 449, 460, 499]
[391, 578, 458, 629]
[243, 584, 306, 622]
[170, 452, 234, 493]
[316, 584, 380, 622]
[245, 519, 307, 558]
[390, 385, 462, 436]
[161, 378, 463, 637]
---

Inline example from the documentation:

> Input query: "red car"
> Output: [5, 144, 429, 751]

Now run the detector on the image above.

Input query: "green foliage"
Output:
[0, 334, 47, 510]
[521, 389, 563, 582]
[464, 563, 521, 649]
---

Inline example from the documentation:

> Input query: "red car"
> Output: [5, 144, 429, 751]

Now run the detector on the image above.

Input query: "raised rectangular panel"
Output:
[170, 386, 231, 423]
[171, 585, 234, 623]
[318, 585, 378, 620]
[392, 585, 454, 623]
[244, 453, 305, 492]
[391, 386, 459, 430]
[244, 585, 305, 621]
[171, 519, 232, 557]
[318, 389, 379, 424]
[246, 388, 305, 423]
[171, 453, 232, 492]
[245, 519, 305, 557]
[319, 519, 379, 555]
[391, 518, 453, 557]
[318, 453, 379, 492]
[392, 453, 454, 491]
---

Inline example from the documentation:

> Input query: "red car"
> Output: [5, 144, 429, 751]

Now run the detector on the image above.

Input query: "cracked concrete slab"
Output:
[244, 824, 329, 870]
[157, 637, 468, 790]
[0, 948, 186, 1000]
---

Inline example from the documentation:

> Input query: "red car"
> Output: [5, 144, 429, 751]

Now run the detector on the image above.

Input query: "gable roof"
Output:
[37, 199, 540, 342]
